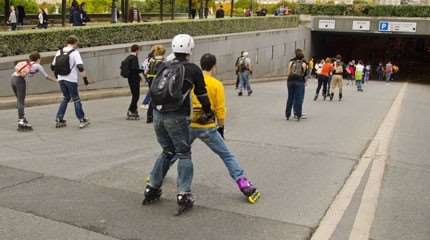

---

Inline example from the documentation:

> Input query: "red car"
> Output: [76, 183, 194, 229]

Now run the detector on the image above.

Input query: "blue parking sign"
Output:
[379, 21, 390, 32]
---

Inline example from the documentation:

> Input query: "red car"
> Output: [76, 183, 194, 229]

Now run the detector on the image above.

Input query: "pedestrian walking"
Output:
[346, 60, 356, 86]
[11, 53, 57, 131]
[188, 53, 261, 203]
[385, 61, 393, 83]
[70, 1, 83, 26]
[330, 55, 344, 101]
[7, 6, 17, 31]
[286, 49, 307, 121]
[16, 5, 25, 26]
[364, 64, 371, 83]
[215, 5, 225, 18]
[51, 35, 90, 128]
[376, 62, 384, 81]
[120, 44, 144, 120]
[143, 45, 166, 123]
[234, 51, 244, 89]
[355, 60, 364, 92]
[80, 2, 90, 25]
[314, 58, 332, 101]
[237, 51, 253, 96]
[37, 8, 48, 29]
[142, 34, 214, 216]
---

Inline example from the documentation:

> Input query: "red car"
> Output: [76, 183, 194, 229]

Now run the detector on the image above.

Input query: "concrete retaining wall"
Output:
[0, 27, 311, 97]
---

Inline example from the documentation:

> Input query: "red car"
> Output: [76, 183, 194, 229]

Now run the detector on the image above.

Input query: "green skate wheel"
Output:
[247, 191, 261, 204]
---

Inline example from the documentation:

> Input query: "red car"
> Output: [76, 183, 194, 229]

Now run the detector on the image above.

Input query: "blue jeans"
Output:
[385, 72, 392, 82]
[189, 128, 244, 181]
[56, 80, 85, 121]
[239, 71, 252, 93]
[149, 111, 193, 193]
[356, 80, 363, 91]
[286, 81, 305, 118]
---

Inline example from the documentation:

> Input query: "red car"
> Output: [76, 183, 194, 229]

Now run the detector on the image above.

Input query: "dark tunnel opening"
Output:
[311, 32, 430, 83]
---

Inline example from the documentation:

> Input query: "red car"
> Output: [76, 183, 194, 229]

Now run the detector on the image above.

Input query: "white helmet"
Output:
[242, 51, 249, 57]
[171, 34, 195, 54]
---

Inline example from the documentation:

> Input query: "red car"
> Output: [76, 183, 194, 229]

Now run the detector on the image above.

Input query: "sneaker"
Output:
[79, 118, 90, 129]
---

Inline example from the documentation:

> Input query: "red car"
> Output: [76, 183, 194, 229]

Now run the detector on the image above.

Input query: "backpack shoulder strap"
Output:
[66, 48, 75, 56]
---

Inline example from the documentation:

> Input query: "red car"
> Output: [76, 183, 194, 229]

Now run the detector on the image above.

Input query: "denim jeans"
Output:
[356, 80, 363, 91]
[189, 127, 245, 181]
[149, 110, 193, 193]
[56, 80, 85, 121]
[239, 70, 252, 93]
[385, 72, 392, 82]
[286, 81, 305, 119]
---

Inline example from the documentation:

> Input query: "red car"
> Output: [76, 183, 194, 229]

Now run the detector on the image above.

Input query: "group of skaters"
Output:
[10, 34, 260, 215]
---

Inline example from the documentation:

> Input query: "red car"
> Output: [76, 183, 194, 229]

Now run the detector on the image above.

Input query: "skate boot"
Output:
[238, 92, 243, 96]
[79, 118, 90, 129]
[55, 119, 67, 128]
[248, 90, 253, 96]
[236, 177, 261, 204]
[142, 185, 162, 205]
[17, 119, 33, 132]
[339, 93, 343, 101]
[126, 111, 140, 120]
[330, 93, 334, 101]
[323, 93, 327, 101]
[175, 193, 194, 216]
[313, 94, 318, 101]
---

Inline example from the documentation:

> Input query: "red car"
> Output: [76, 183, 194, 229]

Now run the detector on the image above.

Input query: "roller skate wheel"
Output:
[247, 191, 261, 204]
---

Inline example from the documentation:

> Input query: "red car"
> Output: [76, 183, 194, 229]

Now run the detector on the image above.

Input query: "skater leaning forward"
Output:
[189, 53, 260, 203]
[51, 35, 90, 129]
[11, 52, 57, 131]
[142, 34, 214, 215]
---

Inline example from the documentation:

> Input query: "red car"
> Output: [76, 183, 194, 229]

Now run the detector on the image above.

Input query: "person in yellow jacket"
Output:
[189, 53, 261, 204]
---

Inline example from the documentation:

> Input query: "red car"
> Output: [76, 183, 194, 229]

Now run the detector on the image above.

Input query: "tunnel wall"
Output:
[0, 27, 311, 97]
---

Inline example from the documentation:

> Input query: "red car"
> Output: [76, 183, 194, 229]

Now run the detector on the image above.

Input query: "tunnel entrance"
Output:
[311, 32, 430, 82]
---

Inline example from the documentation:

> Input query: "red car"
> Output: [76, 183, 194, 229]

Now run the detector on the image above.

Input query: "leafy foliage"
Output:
[0, 16, 298, 57]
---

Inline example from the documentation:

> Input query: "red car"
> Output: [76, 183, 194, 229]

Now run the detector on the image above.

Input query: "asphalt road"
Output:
[0, 80, 428, 240]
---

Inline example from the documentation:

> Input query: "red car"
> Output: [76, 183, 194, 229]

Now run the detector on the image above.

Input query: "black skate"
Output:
[330, 93, 334, 101]
[314, 95, 318, 101]
[175, 193, 194, 216]
[236, 177, 261, 204]
[142, 185, 162, 205]
[126, 111, 140, 120]
[55, 119, 67, 128]
[79, 118, 90, 129]
[248, 90, 253, 96]
[339, 93, 343, 101]
[17, 119, 33, 132]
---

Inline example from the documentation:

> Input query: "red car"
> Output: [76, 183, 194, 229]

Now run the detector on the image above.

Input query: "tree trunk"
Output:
[61, 0, 66, 27]
[160, 0, 164, 21]
[171, 0, 175, 20]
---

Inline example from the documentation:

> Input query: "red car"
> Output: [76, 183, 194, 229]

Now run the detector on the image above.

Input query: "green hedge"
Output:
[293, 4, 430, 17]
[0, 16, 298, 57]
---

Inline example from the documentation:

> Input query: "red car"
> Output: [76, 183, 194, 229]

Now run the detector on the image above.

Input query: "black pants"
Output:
[128, 77, 140, 113]
[235, 73, 240, 88]
[316, 75, 329, 96]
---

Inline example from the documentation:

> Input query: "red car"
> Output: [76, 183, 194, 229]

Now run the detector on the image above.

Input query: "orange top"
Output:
[320, 63, 333, 77]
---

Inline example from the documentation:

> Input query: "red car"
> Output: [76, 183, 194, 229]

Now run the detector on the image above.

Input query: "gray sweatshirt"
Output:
[9, 10, 17, 24]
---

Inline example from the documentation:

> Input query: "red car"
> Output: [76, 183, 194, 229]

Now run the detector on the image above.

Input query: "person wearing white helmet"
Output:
[237, 51, 253, 96]
[142, 34, 214, 215]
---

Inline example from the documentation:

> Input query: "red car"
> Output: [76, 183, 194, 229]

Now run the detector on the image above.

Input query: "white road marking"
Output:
[349, 83, 408, 240]
[311, 83, 408, 240]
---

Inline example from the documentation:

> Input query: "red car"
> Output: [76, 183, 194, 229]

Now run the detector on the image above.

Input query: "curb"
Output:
[0, 76, 286, 110]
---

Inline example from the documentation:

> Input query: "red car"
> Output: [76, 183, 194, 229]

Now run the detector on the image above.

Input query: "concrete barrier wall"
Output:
[0, 27, 311, 97]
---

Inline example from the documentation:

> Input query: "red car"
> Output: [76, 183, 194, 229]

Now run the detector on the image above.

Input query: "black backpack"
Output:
[290, 60, 305, 77]
[120, 56, 131, 78]
[54, 48, 75, 76]
[149, 61, 189, 112]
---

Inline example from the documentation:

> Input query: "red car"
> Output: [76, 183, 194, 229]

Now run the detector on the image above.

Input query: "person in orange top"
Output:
[314, 58, 333, 101]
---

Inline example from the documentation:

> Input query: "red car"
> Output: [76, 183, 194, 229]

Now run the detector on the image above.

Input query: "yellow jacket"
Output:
[191, 72, 226, 128]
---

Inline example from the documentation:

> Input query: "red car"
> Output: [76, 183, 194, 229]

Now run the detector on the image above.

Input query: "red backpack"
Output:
[15, 60, 33, 77]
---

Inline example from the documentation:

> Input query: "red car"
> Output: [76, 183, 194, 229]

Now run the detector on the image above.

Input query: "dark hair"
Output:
[66, 35, 79, 45]
[336, 54, 342, 60]
[295, 48, 304, 60]
[131, 44, 140, 53]
[29, 52, 41, 61]
[200, 53, 217, 71]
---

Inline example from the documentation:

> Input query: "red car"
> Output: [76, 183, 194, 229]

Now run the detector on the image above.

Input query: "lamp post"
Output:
[160, 0, 164, 21]
[171, 0, 175, 20]
[231, 0, 234, 17]
[61, 0, 66, 27]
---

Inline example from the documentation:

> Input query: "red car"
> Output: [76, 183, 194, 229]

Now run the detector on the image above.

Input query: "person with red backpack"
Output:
[11, 52, 57, 131]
